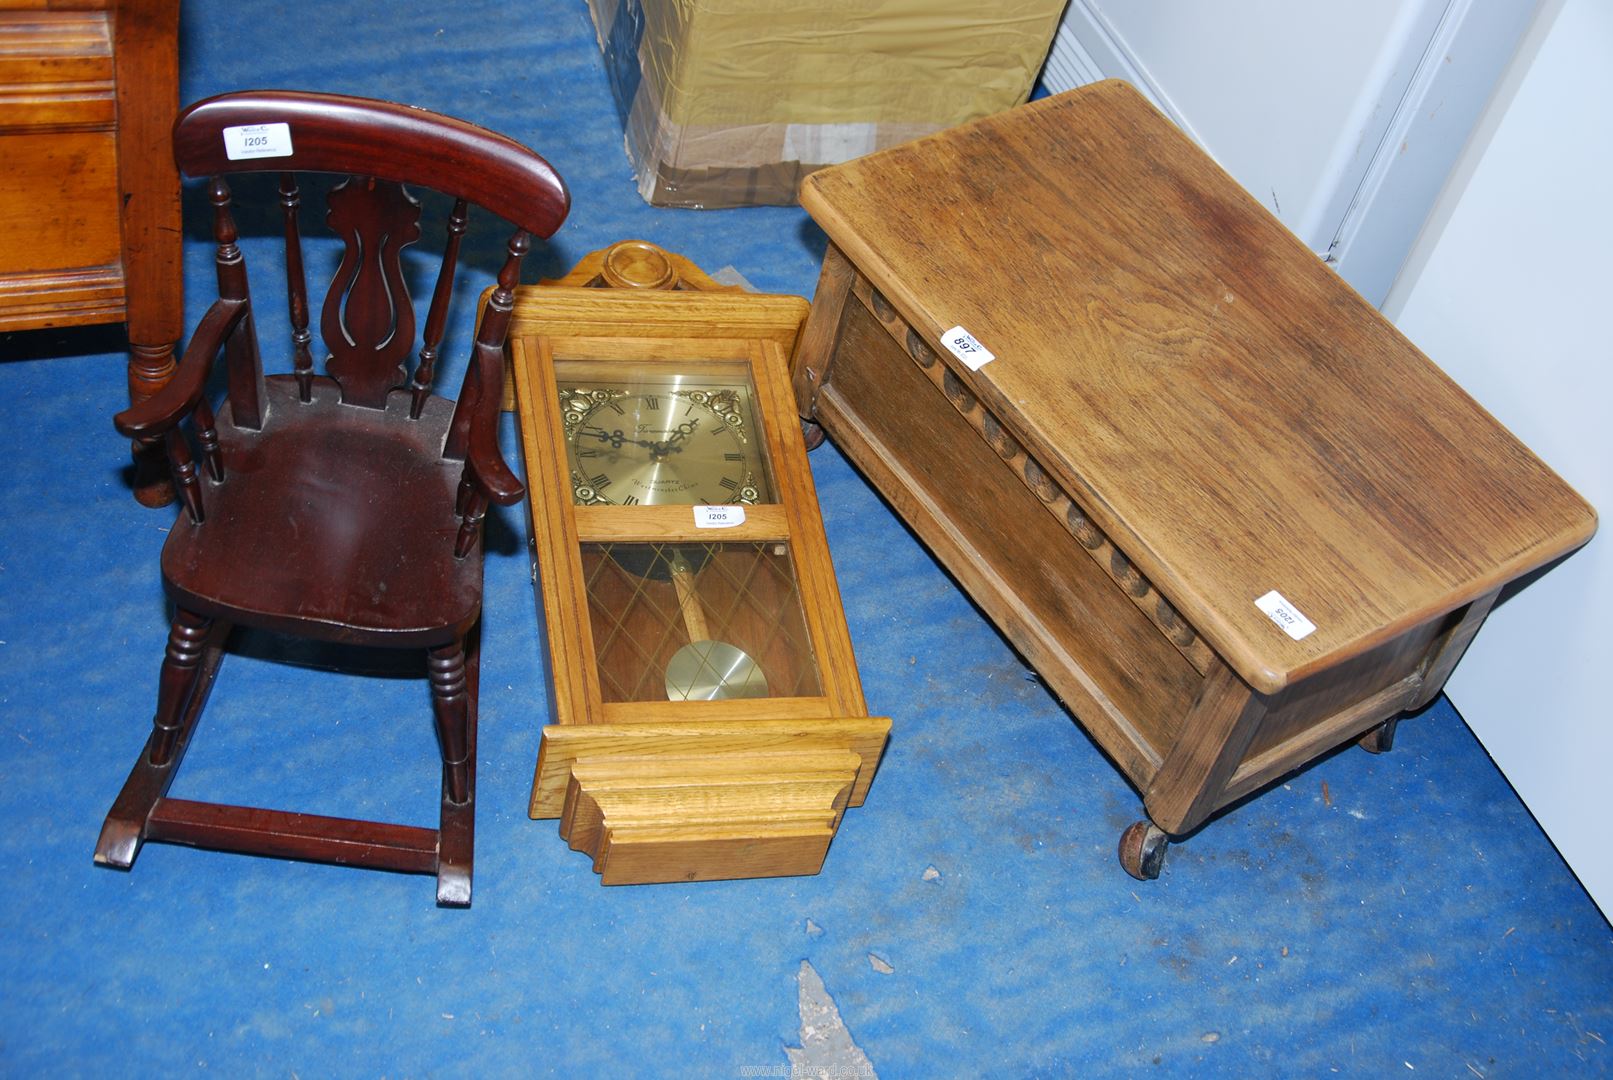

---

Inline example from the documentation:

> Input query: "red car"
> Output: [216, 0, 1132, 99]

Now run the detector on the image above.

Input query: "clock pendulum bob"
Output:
[663, 551, 769, 702]
[600, 542, 771, 701]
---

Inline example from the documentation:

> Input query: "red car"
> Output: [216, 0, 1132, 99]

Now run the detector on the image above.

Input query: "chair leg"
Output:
[432, 628, 478, 907]
[97, 617, 480, 907]
[429, 637, 471, 805]
[150, 609, 213, 765]
[95, 613, 228, 869]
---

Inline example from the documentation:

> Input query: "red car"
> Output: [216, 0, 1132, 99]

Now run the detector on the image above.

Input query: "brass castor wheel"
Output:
[801, 418, 826, 450]
[1118, 820, 1169, 880]
[1358, 717, 1399, 754]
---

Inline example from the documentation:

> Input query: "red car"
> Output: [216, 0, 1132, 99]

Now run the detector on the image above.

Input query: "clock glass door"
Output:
[581, 540, 823, 703]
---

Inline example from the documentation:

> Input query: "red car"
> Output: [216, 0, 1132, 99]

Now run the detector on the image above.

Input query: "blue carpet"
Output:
[1, 1, 1609, 1075]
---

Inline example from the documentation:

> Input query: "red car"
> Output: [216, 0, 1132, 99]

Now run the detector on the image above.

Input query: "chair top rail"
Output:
[173, 90, 569, 238]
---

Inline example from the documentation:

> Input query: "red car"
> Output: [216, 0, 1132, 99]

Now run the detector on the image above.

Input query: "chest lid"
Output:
[800, 81, 1595, 694]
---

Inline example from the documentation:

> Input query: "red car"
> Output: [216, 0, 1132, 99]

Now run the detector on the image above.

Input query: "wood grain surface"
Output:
[800, 80, 1596, 694]
[0, 1, 183, 505]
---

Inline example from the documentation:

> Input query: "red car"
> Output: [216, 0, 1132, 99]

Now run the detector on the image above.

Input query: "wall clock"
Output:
[506, 253, 889, 885]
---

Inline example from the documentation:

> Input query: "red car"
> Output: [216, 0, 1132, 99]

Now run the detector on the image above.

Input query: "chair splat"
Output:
[322, 176, 421, 409]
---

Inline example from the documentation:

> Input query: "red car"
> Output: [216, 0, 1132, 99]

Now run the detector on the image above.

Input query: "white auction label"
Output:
[940, 326, 995, 371]
[1254, 590, 1317, 641]
[693, 505, 745, 529]
[222, 122, 294, 161]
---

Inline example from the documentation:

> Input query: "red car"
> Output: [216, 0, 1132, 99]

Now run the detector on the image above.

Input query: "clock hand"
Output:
[579, 425, 658, 451]
[651, 417, 702, 457]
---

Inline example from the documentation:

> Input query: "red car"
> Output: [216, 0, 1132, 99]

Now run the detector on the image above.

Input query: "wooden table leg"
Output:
[1359, 591, 1499, 755]
[1145, 661, 1268, 836]
[113, 0, 183, 507]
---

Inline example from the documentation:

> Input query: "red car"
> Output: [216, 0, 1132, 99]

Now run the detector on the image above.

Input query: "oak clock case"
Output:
[507, 285, 889, 885]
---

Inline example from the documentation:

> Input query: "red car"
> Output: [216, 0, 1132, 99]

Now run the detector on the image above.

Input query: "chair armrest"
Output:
[467, 416, 524, 506]
[114, 298, 249, 439]
[459, 340, 524, 506]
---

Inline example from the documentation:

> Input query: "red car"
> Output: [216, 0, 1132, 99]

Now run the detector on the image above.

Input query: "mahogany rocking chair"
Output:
[92, 91, 569, 906]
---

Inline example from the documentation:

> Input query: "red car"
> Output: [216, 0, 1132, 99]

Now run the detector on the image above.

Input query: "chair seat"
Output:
[161, 376, 482, 647]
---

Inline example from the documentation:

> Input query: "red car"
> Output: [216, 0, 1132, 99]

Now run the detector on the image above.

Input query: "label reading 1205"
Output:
[1254, 589, 1317, 641]
[222, 122, 294, 161]
[694, 505, 745, 529]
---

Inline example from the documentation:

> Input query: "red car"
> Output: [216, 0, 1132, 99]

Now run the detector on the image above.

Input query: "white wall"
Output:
[1385, 0, 1611, 914]
[1078, 0, 1434, 247]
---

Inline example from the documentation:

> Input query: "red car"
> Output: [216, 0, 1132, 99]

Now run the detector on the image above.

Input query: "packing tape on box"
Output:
[584, 0, 1065, 207]
[605, 0, 1062, 128]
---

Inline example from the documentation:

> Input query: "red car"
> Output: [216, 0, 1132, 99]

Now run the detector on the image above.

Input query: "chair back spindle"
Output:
[209, 177, 267, 431]
[446, 229, 527, 463]
[278, 173, 315, 403]
[412, 197, 469, 419]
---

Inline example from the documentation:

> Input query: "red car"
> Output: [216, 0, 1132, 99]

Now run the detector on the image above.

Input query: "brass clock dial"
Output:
[557, 368, 771, 507]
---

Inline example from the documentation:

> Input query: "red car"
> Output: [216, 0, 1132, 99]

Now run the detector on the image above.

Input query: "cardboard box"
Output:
[586, 0, 1066, 208]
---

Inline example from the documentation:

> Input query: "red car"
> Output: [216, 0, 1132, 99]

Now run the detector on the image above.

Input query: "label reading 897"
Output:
[941, 325, 995, 371]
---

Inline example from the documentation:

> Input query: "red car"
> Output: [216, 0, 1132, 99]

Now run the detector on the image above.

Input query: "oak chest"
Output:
[790, 81, 1596, 878]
